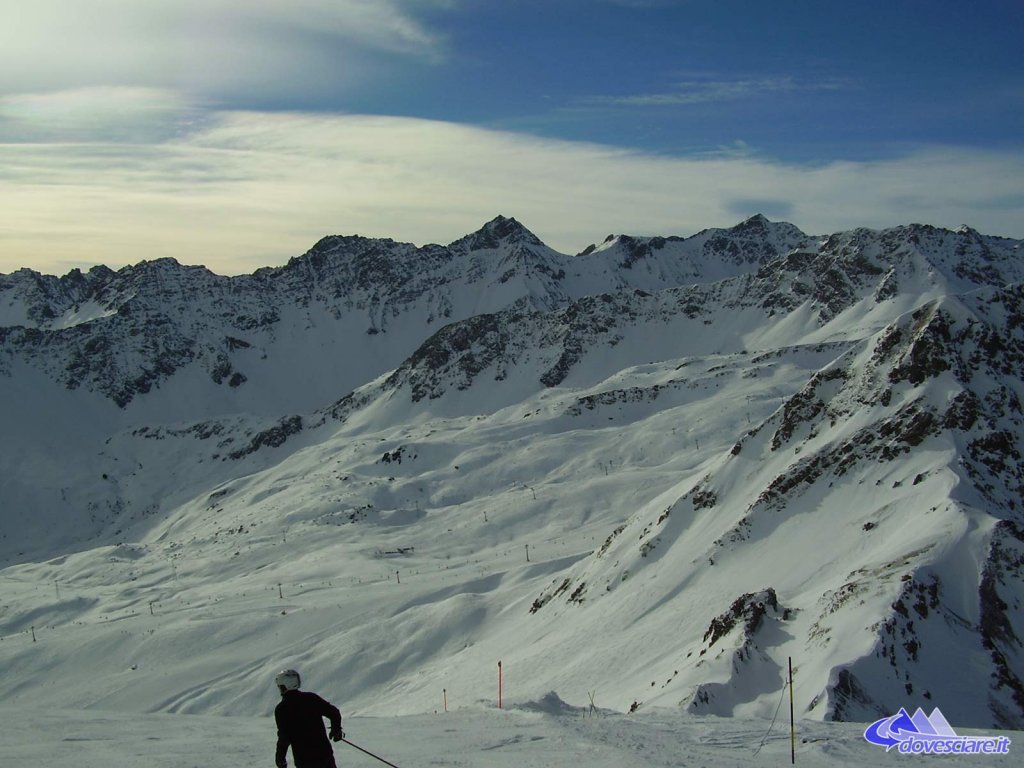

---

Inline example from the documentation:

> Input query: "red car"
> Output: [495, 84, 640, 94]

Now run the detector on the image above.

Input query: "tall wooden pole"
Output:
[498, 661, 503, 709]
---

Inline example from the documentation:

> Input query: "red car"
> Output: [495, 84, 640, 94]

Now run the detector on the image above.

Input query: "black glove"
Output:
[330, 726, 344, 742]
[276, 761, 287, 768]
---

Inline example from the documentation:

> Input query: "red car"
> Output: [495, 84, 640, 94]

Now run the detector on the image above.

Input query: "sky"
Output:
[2, 0, 1023, 275]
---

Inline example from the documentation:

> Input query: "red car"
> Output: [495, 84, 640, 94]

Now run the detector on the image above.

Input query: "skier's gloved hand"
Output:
[276, 760, 287, 768]
[330, 725, 344, 742]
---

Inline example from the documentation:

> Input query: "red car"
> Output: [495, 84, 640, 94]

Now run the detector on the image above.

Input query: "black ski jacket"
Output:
[275, 689, 343, 768]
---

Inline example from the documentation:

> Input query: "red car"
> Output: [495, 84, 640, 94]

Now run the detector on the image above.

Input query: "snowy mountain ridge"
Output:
[0, 215, 814, 414]
[1, 215, 1023, 731]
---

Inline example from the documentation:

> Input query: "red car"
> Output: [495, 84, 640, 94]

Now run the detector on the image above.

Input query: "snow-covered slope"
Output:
[6, 700, 1019, 768]
[1, 216, 1022, 733]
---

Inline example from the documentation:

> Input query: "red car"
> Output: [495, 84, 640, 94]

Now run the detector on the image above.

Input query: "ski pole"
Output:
[341, 737, 402, 768]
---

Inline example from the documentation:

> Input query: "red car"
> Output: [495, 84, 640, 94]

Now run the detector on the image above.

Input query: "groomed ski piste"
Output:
[0, 484, 1020, 768]
[1, 697, 1019, 767]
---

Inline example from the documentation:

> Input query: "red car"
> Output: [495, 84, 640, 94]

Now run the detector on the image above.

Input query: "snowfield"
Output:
[2, 700, 1018, 768]
[2, 215, 1024, 762]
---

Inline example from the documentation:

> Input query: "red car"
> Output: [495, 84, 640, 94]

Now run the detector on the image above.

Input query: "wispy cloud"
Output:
[598, 0, 679, 7]
[581, 74, 851, 107]
[2, 97, 1022, 275]
[0, 1, 448, 103]
[0, 88, 204, 144]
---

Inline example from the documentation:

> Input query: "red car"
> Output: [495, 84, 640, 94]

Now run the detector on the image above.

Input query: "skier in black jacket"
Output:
[274, 669, 344, 768]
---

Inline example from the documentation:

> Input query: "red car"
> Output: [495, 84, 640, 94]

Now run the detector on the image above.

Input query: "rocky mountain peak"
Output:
[450, 215, 545, 252]
[732, 213, 772, 231]
[724, 213, 810, 245]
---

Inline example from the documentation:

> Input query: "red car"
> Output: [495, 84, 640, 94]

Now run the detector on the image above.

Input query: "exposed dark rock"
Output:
[228, 416, 303, 460]
[703, 588, 780, 648]
[829, 669, 886, 721]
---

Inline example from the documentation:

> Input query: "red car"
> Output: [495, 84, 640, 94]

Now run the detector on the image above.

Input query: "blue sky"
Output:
[2, 0, 1023, 274]
[344, 1, 1024, 159]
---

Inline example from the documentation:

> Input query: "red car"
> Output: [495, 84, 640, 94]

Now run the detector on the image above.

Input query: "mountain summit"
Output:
[449, 214, 546, 251]
[1, 216, 1023, 728]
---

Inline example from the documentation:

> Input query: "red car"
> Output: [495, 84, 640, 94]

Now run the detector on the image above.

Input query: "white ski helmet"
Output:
[275, 669, 301, 691]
